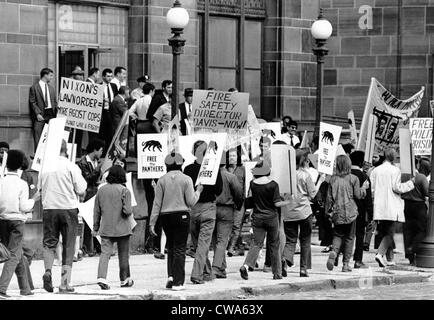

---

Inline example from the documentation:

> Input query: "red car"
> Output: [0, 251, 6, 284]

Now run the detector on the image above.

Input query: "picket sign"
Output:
[318, 122, 342, 176]
[364, 114, 377, 165]
[196, 133, 227, 186]
[137, 134, 168, 180]
[40, 117, 67, 175]
[348, 110, 358, 147]
[409, 118, 433, 156]
[399, 128, 416, 176]
[271, 144, 297, 195]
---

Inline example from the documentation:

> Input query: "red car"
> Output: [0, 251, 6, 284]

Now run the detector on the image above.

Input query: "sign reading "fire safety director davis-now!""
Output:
[58, 77, 104, 133]
[192, 90, 249, 132]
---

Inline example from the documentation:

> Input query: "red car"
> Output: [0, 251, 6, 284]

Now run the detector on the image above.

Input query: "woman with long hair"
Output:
[325, 155, 361, 272]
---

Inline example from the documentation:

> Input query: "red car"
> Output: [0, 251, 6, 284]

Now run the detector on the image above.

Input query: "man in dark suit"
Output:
[110, 86, 130, 136]
[146, 80, 172, 126]
[100, 69, 117, 154]
[29, 68, 58, 150]
[78, 139, 105, 256]
[179, 88, 193, 136]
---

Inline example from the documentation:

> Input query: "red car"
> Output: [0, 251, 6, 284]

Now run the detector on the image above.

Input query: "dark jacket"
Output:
[93, 183, 133, 237]
[78, 156, 101, 201]
[184, 161, 223, 204]
[216, 168, 244, 210]
[351, 168, 374, 222]
[179, 102, 189, 136]
[29, 82, 58, 121]
[110, 95, 128, 134]
[146, 90, 170, 121]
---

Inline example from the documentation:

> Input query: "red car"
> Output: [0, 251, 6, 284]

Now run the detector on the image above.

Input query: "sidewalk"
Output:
[1, 233, 433, 300]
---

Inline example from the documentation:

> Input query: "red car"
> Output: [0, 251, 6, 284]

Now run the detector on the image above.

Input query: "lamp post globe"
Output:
[166, 0, 189, 129]
[311, 9, 332, 137]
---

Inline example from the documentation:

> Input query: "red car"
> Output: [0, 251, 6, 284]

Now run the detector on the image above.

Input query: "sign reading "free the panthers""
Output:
[318, 122, 343, 176]
[137, 134, 168, 179]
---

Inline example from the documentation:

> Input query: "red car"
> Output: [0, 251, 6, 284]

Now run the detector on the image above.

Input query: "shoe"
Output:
[281, 261, 287, 277]
[58, 285, 75, 293]
[203, 275, 214, 282]
[43, 271, 54, 293]
[285, 259, 294, 268]
[172, 285, 185, 291]
[121, 279, 134, 288]
[154, 253, 165, 260]
[300, 270, 309, 277]
[363, 245, 370, 252]
[191, 279, 205, 285]
[248, 266, 254, 272]
[0, 292, 11, 299]
[263, 265, 272, 273]
[386, 261, 396, 266]
[215, 274, 227, 279]
[375, 254, 386, 267]
[98, 282, 110, 290]
[326, 251, 337, 271]
[273, 274, 282, 280]
[166, 277, 174, 289]
[342, 264, 352, 272]
[20, 291, 34, 296]
[354, 261, 368, 269]
[240, 266, 249, 280]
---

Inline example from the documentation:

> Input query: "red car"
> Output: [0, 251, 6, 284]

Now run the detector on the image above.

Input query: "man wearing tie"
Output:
[29, 68, 58, 150]
[282, 120, 300, 148]
[179, 88, 193, 136]
[100, 69, 116, 154]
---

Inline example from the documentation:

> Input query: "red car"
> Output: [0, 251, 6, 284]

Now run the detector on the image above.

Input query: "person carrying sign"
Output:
[39, 140, 87, 293]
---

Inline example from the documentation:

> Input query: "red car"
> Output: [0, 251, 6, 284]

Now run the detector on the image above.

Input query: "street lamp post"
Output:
[311, 9, 333, 137]
[416, 125, 434, 267]
[167, 0, 189, 119]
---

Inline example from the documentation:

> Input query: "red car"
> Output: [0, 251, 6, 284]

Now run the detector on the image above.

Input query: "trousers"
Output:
[97, 236, 131, 282]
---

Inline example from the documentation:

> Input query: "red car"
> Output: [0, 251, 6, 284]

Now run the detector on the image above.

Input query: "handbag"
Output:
[0, 242, 11, 264]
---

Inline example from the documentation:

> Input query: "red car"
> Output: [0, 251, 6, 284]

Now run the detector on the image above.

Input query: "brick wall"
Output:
[0, 0, 49, 152]
[321, 0, 434, 123]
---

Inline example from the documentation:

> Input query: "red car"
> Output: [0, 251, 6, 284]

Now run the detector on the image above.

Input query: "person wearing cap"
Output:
[130, 76, 149, 102]
[179, 88, 194, 136]
[150, 153, 203, 291]
[93, 165, 134, 290]
[212, 152, 243, 279]
[239, 161, 292, 281]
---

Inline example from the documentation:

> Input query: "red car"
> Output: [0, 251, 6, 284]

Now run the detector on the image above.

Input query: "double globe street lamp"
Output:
[166, 0, 190, 119]
[311, 9, 333, 137]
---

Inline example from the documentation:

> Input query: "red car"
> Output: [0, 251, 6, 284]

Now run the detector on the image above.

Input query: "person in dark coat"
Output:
[110, 86, 130, 135]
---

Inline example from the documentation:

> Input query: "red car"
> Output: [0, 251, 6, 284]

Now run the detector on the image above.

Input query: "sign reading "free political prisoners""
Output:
[57, 78, 103, 133]
[409, 118, 433, 156]
[192, 90, 249, 132]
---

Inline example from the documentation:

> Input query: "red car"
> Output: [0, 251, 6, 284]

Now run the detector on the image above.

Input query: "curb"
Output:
[102, 273, 432, 300]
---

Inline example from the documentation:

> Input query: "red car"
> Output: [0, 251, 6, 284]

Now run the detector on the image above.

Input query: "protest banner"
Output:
[192, 90, 249, 133]
[57, 78, 104, 133]
[196, 133, 227, 186]
[358, 78, 424, 154]
[399, 128, 416, 176]
[137, 134, 168, 179]
[271, 145, 297, 195]
[318, 122, 342, 176]
[100, 111, 129, 177]
[409, 118, 433, 156]
[40, 117, 67, 174]
[348, 110, 358, 146]
[244, 161, 257, 198]
[32, 125, 70, 172]
[364, 114, 377, 165]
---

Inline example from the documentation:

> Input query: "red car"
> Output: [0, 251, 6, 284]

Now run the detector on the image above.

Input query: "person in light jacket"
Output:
[370, 148, 415, 267]
[93, 165, 133, 290]
[325, 155, 362, 273]
[150, 153, 203, 291]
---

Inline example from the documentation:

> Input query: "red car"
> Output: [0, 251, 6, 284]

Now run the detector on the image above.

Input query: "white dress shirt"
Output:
[129, 95, 152, 120]
[282, 133, 300, 147]
[104, 82, 114, 109]
[39, 80, 52, 109]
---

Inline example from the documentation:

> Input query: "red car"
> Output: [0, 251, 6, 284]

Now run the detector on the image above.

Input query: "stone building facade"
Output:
[0, 0, 433, 154]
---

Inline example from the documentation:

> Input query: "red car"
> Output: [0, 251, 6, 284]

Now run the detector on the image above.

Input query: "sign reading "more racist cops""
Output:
[58, 78, 104, 133]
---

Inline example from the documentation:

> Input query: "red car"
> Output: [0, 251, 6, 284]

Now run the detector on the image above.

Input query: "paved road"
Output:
[253, 281, 434, 300]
